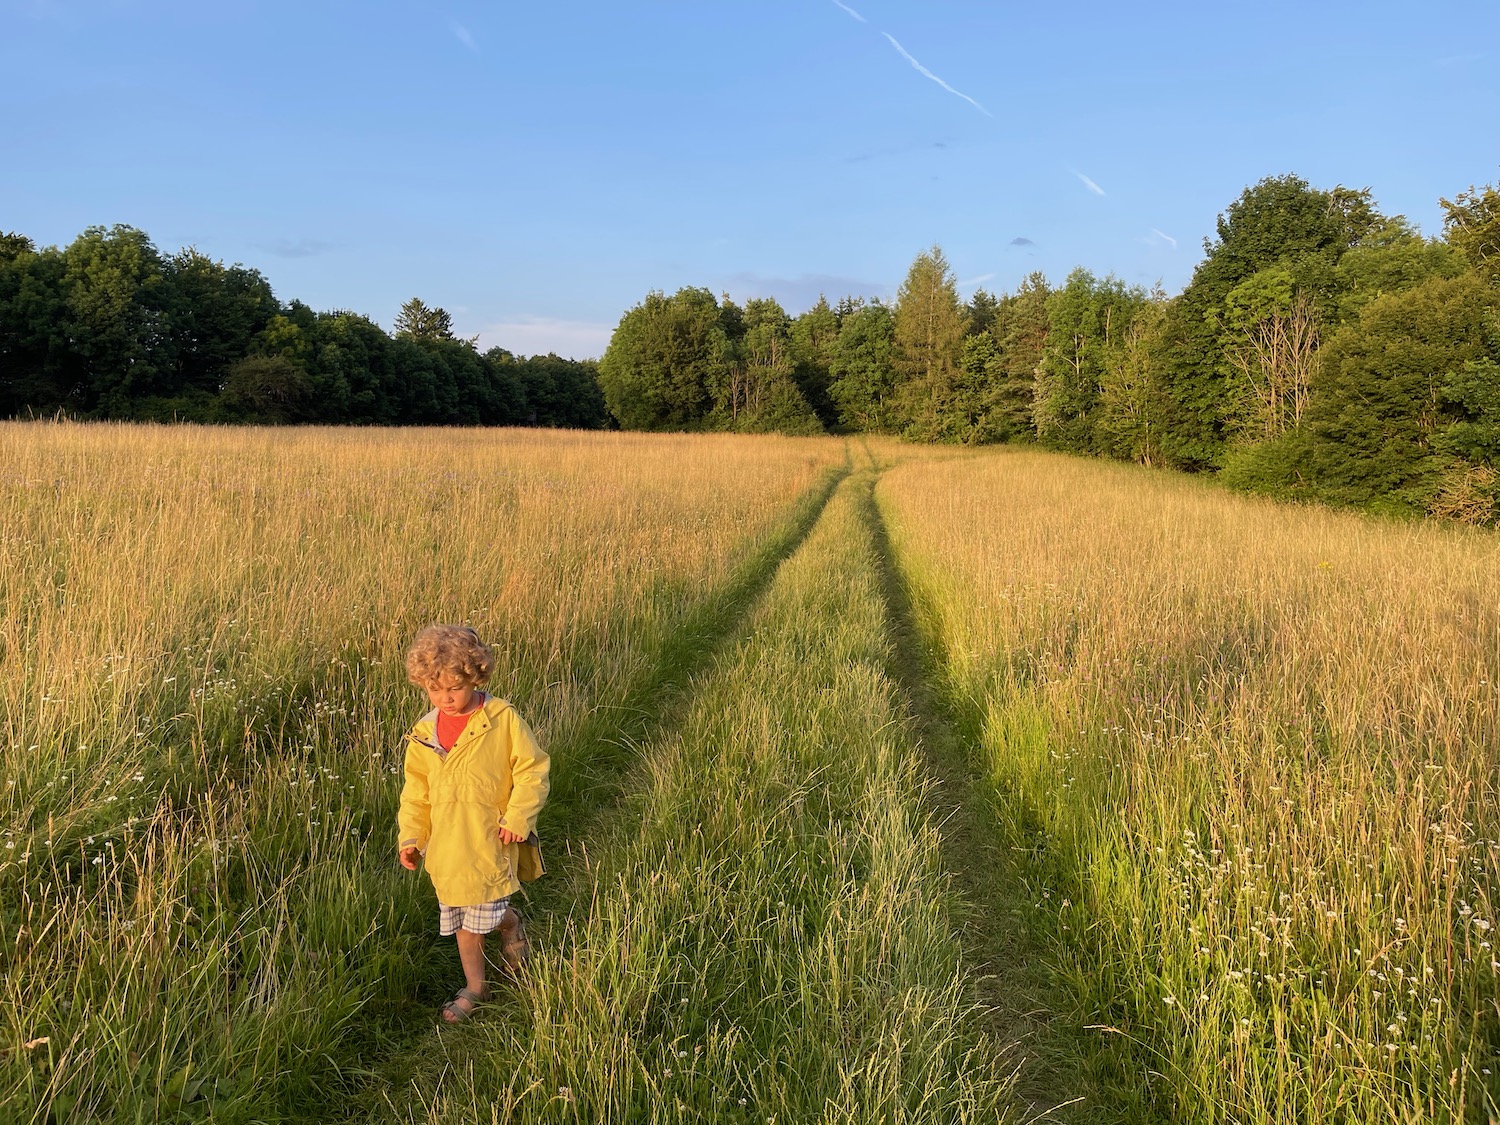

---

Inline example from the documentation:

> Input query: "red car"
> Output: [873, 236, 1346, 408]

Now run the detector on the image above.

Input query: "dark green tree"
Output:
[1436, 357, 1500, 465]
[512, 354, 608, 429]
[964, 288, 1000, 336]
[1033, 268, 1146, 454]
[597, 288, 729, 430]
[827, 302, 896, 432]
[987, 272, 1051, 440]
[315, 311, 400, 423]
[1306, 273, 1493, 513]
[790, 295, 840, 429]
[221, 354, 313, 423]
[950, 331, 1007, 442]
[393, 297, 456, 343]
[717, 294, 745, 347]
[166, 248, 280, 398]
[1156, 175, 1376, 469]
[0, 221, 614, 429]
[891, 245, 965, 441]
[61, 225, 176, 416]
[0, 235, 71, 414]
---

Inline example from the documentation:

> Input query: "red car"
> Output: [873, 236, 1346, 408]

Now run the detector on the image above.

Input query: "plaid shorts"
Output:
[439, 897, 511, 937]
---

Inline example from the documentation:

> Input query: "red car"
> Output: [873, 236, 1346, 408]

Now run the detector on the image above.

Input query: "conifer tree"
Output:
[891, 245, 965, 441]
[393, 297, 456, 343]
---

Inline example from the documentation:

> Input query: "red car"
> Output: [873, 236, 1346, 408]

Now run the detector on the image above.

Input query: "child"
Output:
[397, 624, 550, 1024]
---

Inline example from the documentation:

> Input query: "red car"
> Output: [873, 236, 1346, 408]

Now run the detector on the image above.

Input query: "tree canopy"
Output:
[0, 225, 608, 429]
[6, 169, 1500, 526]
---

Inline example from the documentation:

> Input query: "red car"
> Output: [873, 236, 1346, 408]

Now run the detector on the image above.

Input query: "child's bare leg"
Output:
[438, 930, 491, 1023]
[450, 929, 490, 1013]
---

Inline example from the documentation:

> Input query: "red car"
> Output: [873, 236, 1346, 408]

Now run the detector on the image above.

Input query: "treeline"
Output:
[599, 174, 1500, 523]
[5, 172, 1499, 522]
[0, 227, 607, 427]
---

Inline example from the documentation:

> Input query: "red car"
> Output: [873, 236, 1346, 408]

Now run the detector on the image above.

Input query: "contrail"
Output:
[1151, 228, 1178, 249]
[882, 33, 992, 117]
[449, 22, 479, 52]
[829, 0, 867, 22]
[1074, 171, 1106, 196]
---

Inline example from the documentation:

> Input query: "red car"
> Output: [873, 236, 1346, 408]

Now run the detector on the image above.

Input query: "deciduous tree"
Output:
[1034, 268, 1145, 454]
[61, 224, 176, 415]
[167, 248, 279, 395]
[1307, 272, 1493, 511]
[1157, 176, 1376, 468]
[790, 295, 840, 428]
[1097, 288, 1169, 464]
[1440, 181, 1500, 285]
[598, 288, 729, 430]
[1220, 268, 1319, 440]
[724, 297, 822, 434]
[828, 302, 896, 432]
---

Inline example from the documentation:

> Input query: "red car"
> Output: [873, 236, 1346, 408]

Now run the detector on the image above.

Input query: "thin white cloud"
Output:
[1073, 170, 1106, 196]
[476, 316, 614, 361]
[881, 33, 992, 117]
[449, 22, 479, 53]
[829, 0, 867, 23]
[956, 273, 996, 289]
[1150, 228, 1178, 250]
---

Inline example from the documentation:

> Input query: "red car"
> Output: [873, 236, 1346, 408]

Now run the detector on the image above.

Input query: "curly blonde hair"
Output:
[405, 624, 495, 688]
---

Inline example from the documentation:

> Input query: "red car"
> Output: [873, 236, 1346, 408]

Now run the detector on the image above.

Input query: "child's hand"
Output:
[497, 826, 525, 845]
[399, 845, 421, 870]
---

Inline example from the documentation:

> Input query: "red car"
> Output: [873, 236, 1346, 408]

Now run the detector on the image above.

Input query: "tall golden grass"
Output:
[0, 421, 845, 1121]
[881, 447, 1500, 1122]
[390, 457, 1018, 1122]
[9, 420, 1496, 1122]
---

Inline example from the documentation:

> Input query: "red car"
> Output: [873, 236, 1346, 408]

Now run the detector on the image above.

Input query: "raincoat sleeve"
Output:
[397, 738, 433, 852]
[498, 709, 549, 838]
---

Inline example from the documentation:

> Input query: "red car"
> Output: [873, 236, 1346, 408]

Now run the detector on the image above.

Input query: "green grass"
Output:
[377, 466, 1019, 1123]
[879, 446, 1500, 1125]
[15, 425, 1493, 1124]
[0, 425, 850, 1124]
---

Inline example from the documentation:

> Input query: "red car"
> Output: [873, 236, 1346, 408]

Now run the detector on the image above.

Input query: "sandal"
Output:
[441, 987, 490, 1024]
[498, 906, 531, 973]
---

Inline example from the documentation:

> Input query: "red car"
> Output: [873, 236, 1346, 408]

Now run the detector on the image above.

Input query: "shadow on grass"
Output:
[856, 471, 1168, 1125]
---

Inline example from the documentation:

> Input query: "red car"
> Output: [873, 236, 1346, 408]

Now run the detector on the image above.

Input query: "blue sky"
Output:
[4, 0, 1497, 359]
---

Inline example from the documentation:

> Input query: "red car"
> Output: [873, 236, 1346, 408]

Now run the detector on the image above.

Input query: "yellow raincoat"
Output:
[397, 694, 549, 906]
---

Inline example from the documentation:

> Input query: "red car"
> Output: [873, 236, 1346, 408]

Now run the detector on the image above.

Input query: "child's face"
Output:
[425, 677, 479, 716]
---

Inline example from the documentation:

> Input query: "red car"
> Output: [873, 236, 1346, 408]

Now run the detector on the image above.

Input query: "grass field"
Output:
[881, 448, 1500, 1123]
[0, 422, 847, 1122]
[2, 423, 1497, 1123]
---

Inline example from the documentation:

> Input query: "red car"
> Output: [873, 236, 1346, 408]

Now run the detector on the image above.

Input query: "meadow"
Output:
[881, 449, 1500, 1122]
[0, 422, 849, 1121]
[1, 423, 1497, 1123]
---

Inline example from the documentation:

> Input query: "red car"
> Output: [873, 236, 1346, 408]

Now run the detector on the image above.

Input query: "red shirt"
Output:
[436, 705, 478, 751]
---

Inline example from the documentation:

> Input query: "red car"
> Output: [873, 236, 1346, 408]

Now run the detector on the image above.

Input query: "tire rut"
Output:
[339, 460, 851, 1121]
[856, 468, 1104, 1123]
